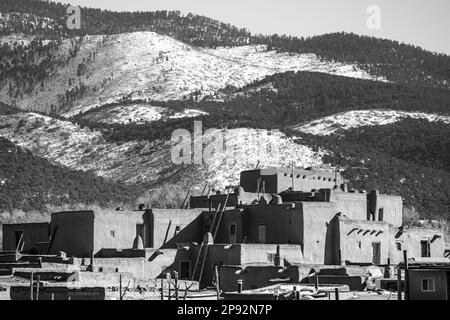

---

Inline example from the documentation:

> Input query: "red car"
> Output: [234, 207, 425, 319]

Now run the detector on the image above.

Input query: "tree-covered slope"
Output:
[0, 137, 142, 213]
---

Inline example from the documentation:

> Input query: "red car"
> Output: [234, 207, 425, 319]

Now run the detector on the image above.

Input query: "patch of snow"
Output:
[81, 104, 209, 124]
[170, 108, 209, 119]
[294, 109, 450, 136]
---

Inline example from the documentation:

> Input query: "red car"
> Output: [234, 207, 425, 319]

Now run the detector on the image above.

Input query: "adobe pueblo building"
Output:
[2, 167, 446, 291]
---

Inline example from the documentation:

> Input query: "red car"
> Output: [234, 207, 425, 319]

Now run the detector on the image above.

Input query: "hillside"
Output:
[1, 0, 450, 89]
[0, 136, 142, 214]
[0, 112, 325, 190]
[0, 31, 383, 115]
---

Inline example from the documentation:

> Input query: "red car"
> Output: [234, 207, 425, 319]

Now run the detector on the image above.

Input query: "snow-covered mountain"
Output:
[0, 31, 386, 116]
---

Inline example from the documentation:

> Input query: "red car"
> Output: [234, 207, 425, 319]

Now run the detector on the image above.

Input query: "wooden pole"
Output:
[403, 250, 409, 301]
[291, 163, 295, 190]
[397, 268, 402, 301]
[335, 288, 339, 301]
[160, 278, 164, 300]
[30, 271, 34, 301]
[119, 274, 122, 301]
[214, 265, 220, 300]
[315, 275, 319, 291]
[174, 271, 179, 301]
[167, 273, 172, 300]
[36, 275, 40, 301]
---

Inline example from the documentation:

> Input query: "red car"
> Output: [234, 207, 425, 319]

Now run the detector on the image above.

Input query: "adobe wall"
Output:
[331, 191, 367, 221]
[207, 209, 244, 244]
[277, 168, 341, 193]
[243, 204, 303, 245]
[240, 169, 278, 193]
[2, 223, 50, 253]
[367, 191, 402, 227]
[93, 210, 145, 253]
[151, 209, 204, 249]
[240, 244, 304, 265]
[337, 217, 391, 265]
[88, 257, 146, 278]
[300, 202, 339, 264]
[145, 248, 181, 278]
[394, 226, 445, 262]
[49, 211, 94, 257]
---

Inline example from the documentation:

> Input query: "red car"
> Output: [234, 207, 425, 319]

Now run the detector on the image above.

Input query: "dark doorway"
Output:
[136, 224, 146, 247]
[180, 261, 191, 279]
[421, 240, 431, 257]
[372, 242, 381, 265]
[14, 231, 23, 250]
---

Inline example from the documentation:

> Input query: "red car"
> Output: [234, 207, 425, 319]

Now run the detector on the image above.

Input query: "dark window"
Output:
[180, 261, 191, 279]
[378, 208, 384, 221]
[230, 224, 236, 236]
[267, 253, 276, 263]
[421, 240, 431, 257]
[396, 242, 402, 251]
[421, 278, 435, 292]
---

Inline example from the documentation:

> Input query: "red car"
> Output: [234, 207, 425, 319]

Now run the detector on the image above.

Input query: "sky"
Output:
[64, 0, 450, 55]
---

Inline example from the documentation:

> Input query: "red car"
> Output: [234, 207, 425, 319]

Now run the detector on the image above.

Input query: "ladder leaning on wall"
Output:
[191, 188, 231, 284]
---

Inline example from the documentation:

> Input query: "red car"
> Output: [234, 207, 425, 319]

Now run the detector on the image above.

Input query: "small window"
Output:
[357, 241, 362, 249]
[230, 224, 236, 236]
[175, 225, 181, 234]
[110, 231, 115, 238]
[421, 240, 431, 258]
[267, 253, 276, 263]
[303, 175, 306, 179]
[421, 278, 435, 292]
[378, 208, 384, 221]
[396, 242, 402, 251]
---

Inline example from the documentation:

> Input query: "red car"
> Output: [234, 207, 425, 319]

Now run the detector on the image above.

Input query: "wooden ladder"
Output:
[191, 189, 231, 284]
